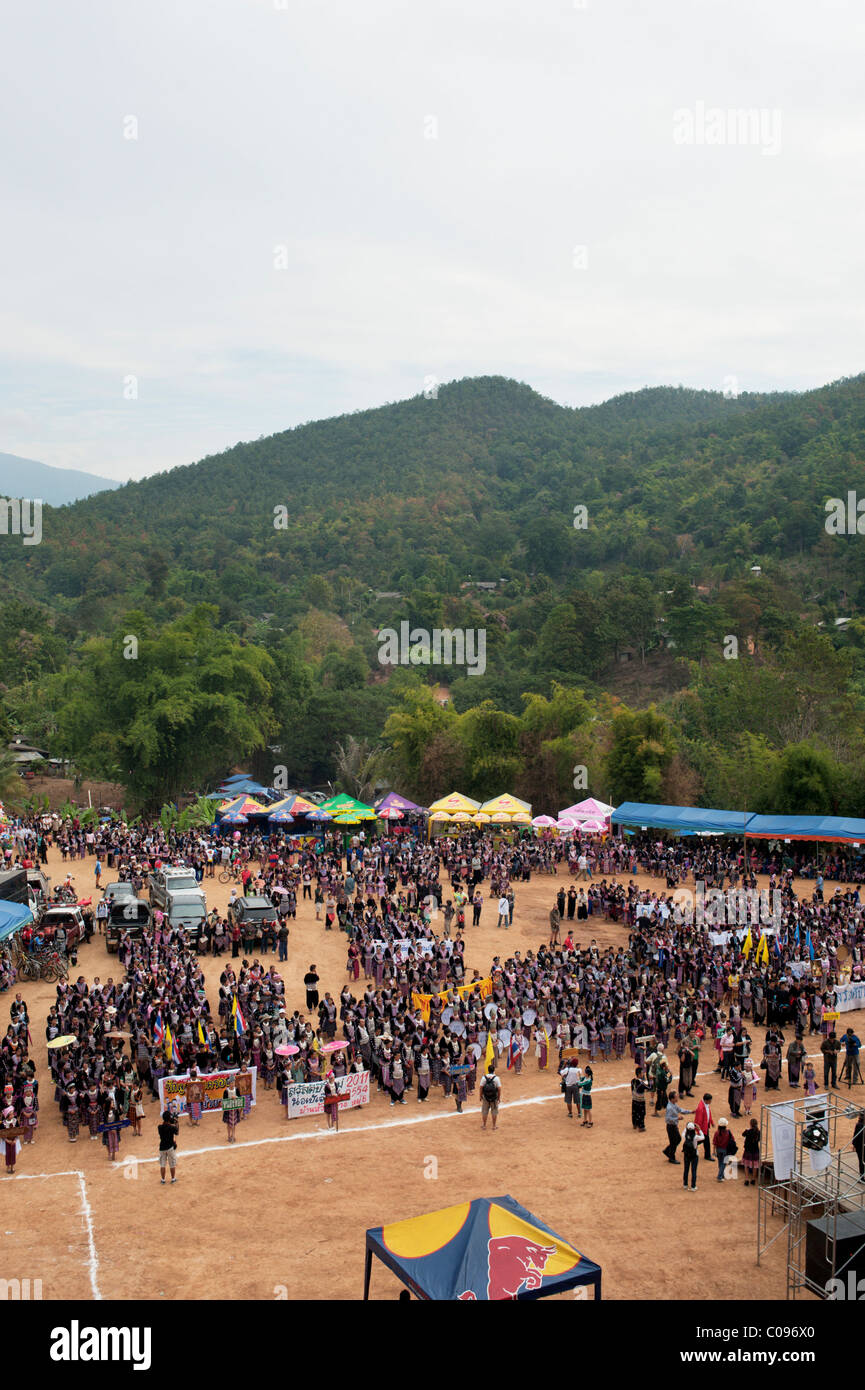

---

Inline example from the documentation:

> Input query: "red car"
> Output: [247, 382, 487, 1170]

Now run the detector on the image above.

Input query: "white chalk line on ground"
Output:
[13, 1050, 836, 1172]
[10, 1168, 102, 1300]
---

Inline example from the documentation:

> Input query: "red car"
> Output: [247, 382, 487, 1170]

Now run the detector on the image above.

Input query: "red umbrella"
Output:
[377, 807, 405, 821]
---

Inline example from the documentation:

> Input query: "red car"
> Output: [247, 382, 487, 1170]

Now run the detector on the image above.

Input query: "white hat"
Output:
[718, 1117, 728, 1126]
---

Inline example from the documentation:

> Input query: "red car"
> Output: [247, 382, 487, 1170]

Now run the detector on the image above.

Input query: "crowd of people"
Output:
[2, 811, 865, 1184]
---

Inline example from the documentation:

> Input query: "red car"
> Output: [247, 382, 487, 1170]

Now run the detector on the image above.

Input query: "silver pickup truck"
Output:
[164, 887, 207, 940]
[148, 867, 200, 910]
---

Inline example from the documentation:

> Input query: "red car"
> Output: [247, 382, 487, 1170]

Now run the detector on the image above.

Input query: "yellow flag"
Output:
[543, 1028, 551, 1070]
[197, 1020, 206, 1046]
[164, 1023, 173, 1060]
[742, 927, 753, 958]
[485, 1029, 496, 1072]
[412, 992, 431, 1025]
[757, 934, 769, 965]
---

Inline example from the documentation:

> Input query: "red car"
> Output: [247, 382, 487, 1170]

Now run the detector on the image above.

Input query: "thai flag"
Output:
[232, 995, 246, 1037]
[506, 1035, 521, 1070]
[153, 1012, 165, 1047]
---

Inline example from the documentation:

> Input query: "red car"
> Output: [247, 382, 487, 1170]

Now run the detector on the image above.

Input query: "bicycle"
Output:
[40, 950, 69, 984]
[218, 864, 244, 885]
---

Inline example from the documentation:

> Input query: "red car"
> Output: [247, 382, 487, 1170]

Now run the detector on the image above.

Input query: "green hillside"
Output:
[3, 373, 865, 811]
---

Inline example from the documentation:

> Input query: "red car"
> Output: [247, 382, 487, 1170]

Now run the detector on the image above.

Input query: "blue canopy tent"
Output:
[0, 900, 34, 945]
[611, 802, 749, 835]
[610, 803, 865, 845]
[745, 814, 865, 844]
[364, 1195, 602, 1301]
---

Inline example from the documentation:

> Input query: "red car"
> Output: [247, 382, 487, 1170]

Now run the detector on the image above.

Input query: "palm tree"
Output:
[333, 737, 389, 803]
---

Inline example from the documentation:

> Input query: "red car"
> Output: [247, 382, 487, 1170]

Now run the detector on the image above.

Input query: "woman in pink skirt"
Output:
[1, 1107, 21, 1174]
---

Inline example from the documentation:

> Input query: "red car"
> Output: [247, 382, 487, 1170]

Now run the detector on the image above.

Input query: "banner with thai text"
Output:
[836, 979, 865, 1014]
[158, 1066, 257, 1116]
[286, 1069, 370, 1119]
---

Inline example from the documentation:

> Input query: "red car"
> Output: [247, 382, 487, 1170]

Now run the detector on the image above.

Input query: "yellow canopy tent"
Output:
[428, 793, 482, 813]
[479, 793, 532, 817]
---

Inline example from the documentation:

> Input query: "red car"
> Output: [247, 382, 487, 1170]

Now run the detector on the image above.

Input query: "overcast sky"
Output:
[2, 0, 864, 481]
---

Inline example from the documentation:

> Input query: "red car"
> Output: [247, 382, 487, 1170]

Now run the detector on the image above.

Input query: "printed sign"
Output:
[158, 1066, 257, 1116]
[285, 1069, 370, 1120]
[836, 980, 865, 1014]
[372, 938, 436, 960]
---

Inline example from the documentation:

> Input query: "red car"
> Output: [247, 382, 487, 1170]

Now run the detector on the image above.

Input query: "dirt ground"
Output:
[6, 844, 865, 1302]
[11, 777, 127, 812]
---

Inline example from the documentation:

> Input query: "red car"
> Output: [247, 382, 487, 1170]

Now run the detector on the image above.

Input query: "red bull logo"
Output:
[458, 1236, 556, 1300]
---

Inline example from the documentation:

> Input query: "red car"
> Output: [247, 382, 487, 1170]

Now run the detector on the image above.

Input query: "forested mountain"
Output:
[3, 373, 865, 812]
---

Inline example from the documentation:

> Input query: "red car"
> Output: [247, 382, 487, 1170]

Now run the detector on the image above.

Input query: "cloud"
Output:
[1, 0, 864, 479]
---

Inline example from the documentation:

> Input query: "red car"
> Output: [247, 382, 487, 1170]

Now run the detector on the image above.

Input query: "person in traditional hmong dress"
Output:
[1, 1106, 21, 1174]
[65, 1087, 80, 1142]
[222, 1083, 240, 1141]
[20, 1089, 37, 1144]
[86, 1085, 101, 1139]
[102, 1105, 122, 1161]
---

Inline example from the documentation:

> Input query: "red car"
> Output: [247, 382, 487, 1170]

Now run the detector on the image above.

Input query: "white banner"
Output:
[371, 938, 436, 960]
[708, 928, 749, 946]
[286, 1069, 370, 1119]
[836, 979, 865, 1013]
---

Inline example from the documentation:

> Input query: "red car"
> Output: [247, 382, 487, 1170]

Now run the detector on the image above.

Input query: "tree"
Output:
[605, 705, 677, 802]
[384, 685, 460, 792]
[770, 742, 840, 815]
[457, 701, 523, 800]
[334, 736, 388, 802]
[54, 606, 276, 809]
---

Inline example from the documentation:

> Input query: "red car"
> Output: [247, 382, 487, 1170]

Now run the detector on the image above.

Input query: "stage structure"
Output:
[756, 1093, 865, 1299]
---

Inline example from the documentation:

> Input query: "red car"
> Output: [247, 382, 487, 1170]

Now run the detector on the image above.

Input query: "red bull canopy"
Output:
[364, 1195, 602, 1301]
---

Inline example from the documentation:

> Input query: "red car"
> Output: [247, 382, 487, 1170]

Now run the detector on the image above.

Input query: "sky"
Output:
[2, 0, 864, 482]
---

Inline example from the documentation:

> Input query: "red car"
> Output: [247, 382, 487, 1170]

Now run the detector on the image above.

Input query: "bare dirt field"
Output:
[7, 845, 864, 1301]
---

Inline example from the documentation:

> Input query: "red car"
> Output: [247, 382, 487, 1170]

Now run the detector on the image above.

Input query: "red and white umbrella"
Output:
[377, 807, 405, 821]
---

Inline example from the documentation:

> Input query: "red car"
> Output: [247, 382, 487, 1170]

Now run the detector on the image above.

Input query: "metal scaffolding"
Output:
[756, 1093, 865, 1299]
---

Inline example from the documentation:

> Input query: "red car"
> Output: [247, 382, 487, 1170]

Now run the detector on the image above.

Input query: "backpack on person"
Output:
[481, 1076, 499, 1103]
[726, 1134, 738, 1156]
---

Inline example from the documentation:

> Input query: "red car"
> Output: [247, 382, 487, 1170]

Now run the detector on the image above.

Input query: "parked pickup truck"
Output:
[101, 881, 136, 904]
[105, 896, 151, 953]
[164, 888, 207, 940]
[227, 896, 279, 937]
[148, 867, 199, 909]
[37, 904, 88, 951]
